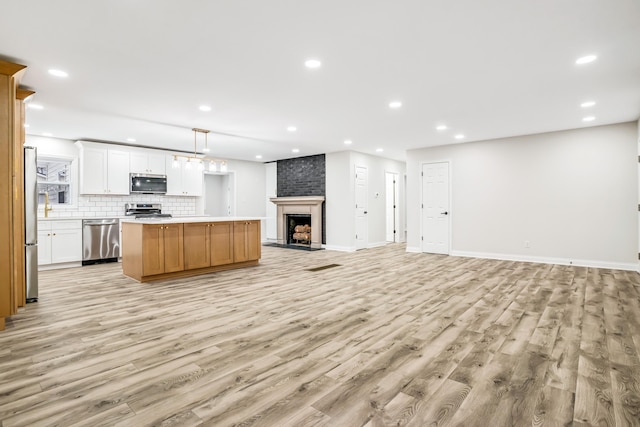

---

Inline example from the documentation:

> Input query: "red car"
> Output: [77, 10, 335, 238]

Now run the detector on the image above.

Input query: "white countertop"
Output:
[120, 216, 262, 224]
[39, 216, 263, 223]
[38, 216, 129, 221]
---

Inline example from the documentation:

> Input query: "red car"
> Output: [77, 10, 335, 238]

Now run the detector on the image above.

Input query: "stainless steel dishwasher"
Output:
[82, 218, 120, 265]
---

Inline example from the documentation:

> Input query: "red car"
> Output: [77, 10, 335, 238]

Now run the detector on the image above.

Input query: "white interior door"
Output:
[421, 162, 450, 254]
[355, 165, 368, 250]
[385, 172, 399, 242]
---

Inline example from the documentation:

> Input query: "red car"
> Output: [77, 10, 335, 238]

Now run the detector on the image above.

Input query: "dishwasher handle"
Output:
[83, 219, 119, 226]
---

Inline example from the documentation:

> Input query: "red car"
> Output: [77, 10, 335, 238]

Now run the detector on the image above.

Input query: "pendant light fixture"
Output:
[171, 128, 227, 172]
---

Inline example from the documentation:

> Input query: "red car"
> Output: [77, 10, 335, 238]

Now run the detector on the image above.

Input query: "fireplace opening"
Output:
[287, 214, 311, 247]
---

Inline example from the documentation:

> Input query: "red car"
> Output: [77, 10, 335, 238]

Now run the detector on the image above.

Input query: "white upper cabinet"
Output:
[108, 150, 130, 194]
[130, 150, 166, 175]
[76, 141, 130, 195]
[165, 156, 203, 197]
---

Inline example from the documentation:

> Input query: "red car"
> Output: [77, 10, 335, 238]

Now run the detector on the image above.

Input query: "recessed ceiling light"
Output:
[127, 138, 136, 142]
[28, 103, 43, 110]
[287, 126, 297, 132]
[376, 148, 384, 152]
[48, 69, 68, 78]
[580, 101, 596, 108]
[576, 55, 597, 65]
[389, 101, 402, 109]
[24, 124, 30, 128]
[202, 147, 210, 153]
[454, 134, 465, 139]
[344, 140, 353, 145]
[436, 125, 448, 131]
[305, 59, 322, 68]
[255, 154, 263, 159]
[292, 148, 300, 153]
[199, 105, 211, 112]
[582, 116, 595, 122]
[42, 132, 53, 137]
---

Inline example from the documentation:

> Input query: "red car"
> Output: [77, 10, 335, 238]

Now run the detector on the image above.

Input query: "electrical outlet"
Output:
[524, 240, 530, 248]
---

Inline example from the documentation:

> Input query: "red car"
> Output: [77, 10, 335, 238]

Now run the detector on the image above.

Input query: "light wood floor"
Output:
[1, 244, 639, 426]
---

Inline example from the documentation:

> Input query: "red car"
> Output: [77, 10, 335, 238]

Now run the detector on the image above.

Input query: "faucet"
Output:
[44, 192, 53, 218]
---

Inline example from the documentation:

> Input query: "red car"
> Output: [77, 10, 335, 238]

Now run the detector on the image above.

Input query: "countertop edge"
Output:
[120, 217, 263, 224]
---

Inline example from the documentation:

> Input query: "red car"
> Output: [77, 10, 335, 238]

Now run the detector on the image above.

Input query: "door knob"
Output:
[441, 211, 449, 215]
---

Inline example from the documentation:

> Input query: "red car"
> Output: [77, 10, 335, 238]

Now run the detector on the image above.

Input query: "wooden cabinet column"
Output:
[0, 60, 29, 330]
[14, 88, 34, 310]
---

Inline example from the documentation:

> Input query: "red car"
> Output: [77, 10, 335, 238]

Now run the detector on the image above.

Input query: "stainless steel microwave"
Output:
[130, 173, 167, 194]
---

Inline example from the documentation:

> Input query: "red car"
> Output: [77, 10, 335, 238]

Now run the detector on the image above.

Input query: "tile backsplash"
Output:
[39, 194, 198, 218]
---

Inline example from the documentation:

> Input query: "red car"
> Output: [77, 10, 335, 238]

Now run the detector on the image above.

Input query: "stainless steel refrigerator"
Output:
[24, 146, 38, 302]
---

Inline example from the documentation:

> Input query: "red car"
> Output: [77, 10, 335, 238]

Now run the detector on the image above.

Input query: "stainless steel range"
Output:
[124, 203, 173, 219]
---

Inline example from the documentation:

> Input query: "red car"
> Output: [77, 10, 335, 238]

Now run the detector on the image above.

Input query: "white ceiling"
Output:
[1, 0, 639, 162]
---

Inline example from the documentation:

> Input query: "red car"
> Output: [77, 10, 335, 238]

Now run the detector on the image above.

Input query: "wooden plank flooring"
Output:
[1, 244, 639, 426]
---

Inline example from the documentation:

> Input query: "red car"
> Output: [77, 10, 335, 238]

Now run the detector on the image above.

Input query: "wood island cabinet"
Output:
[183, 222, 210, 270]
[211, 222, 235, 265]
[141, 223, 184, 276]
[123, 219, 260, 282]
[183, 221, 235, 270]
[234, 221, 261, 262]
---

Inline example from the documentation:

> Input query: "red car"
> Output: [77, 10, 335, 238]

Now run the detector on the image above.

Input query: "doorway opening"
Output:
[204, 172, 236, 216]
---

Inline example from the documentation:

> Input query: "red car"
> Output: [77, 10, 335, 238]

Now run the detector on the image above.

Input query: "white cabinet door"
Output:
[51, 229, 82, 263]
[37, 221, 82, 265]
[80, 145, 129, 195]
[107, 150, 130, 195]
[37, 229, 52, 266]
[147, 153, 166, 175]
[130, 151, 166, 175]
[165, 156, 183, 196]
[80, 147, 108, 194]
[129, 152, 148, 174]
[164, 156, 203, 196]
[182, 166, 203, 196]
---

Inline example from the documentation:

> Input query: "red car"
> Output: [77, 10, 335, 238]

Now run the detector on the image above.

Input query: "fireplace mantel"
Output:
[270, 196, 325, 248]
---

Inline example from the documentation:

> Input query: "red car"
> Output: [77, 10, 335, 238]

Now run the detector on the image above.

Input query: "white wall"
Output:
[637, 118, 640, 271]
[326, 151, 353, 250]
[224, 159, 266, 217]
[326, 151, 406, 251]
[264, 162, 277, 241]
[406, 122, 638, 270]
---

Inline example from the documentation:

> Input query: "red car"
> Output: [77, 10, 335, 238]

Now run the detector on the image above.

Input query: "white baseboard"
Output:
[450, 250, 638, 271]
[323, 245, 356, 252]
[368, 241, 387, 249]
[405, 246, 421, 253]
[39, 261, 83, 271]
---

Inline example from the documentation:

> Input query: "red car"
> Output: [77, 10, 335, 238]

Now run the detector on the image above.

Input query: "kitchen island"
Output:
[121, 217, 261, 282]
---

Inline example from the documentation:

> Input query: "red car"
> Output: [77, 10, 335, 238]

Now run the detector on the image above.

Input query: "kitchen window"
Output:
[37, 157, 75, 206]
